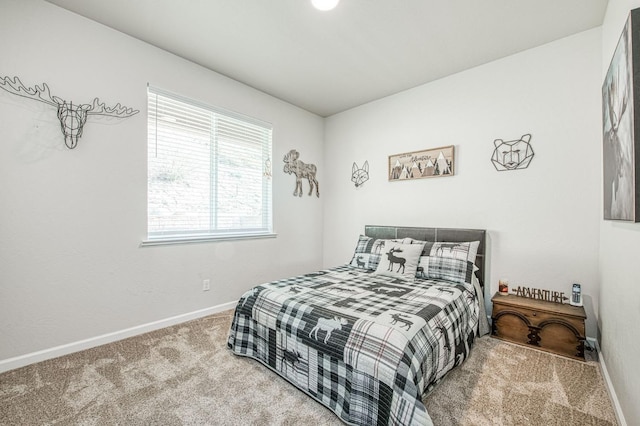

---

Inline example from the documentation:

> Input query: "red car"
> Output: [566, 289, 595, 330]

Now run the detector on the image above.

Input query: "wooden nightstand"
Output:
[491, 292, 587, 361]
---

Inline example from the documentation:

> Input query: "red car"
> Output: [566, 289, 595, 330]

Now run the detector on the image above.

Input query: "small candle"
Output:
[499, 278, 509, 294]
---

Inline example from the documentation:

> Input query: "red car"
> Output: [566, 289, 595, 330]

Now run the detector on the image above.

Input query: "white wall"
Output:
[3, 5, 635, 423]
[600, 1, 640, 424]
[323, 29, 603, 336]
[0, 0, 324, 362]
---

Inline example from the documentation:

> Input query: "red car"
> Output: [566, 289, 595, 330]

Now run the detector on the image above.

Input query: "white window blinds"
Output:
[147, 86, 273, 242]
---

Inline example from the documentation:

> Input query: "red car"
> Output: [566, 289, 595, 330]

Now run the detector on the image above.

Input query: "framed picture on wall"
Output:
[602, 7, 640, 222]
[388, 145, 455, 181]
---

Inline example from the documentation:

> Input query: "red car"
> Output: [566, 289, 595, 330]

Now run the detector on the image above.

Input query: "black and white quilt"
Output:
[227, 265, 480, 426]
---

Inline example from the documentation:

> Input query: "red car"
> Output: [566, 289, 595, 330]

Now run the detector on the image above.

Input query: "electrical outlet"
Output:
[202, 279, 210, 291]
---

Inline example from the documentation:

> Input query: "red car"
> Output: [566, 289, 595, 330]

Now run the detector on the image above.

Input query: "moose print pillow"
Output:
[350, 235, 396, 271]
[373, 242, 425, 281]
[350, 235, 428, 272]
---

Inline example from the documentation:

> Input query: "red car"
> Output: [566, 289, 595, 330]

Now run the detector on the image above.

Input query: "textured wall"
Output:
[600, 1, 640, 424]
[0, 0, 324, 361]
[322, 29, 602, 337]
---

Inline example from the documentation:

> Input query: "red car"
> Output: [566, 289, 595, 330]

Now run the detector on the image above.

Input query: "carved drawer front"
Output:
[491, 293, 587, 361]
[492, 307, 533, 345]
[538, 321, 585, 360]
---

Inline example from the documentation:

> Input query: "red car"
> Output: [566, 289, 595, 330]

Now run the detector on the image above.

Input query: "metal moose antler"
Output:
[0, 76, 139, 149]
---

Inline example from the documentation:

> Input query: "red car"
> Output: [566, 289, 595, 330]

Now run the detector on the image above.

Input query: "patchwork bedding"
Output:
[227, 264, 480, 426]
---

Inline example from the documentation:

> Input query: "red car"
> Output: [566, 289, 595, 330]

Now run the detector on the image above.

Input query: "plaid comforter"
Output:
[228, 265, 480, 425]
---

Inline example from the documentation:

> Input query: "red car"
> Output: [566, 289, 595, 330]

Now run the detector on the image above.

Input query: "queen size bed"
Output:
[228, 226, 488, 425]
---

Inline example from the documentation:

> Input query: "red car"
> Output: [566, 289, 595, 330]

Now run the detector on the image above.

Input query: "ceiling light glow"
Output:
[311, 0, 340, 11]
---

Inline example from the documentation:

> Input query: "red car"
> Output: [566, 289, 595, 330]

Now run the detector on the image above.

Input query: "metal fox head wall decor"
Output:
[351, 161, 369, 187]
[0, 76, 139, 149]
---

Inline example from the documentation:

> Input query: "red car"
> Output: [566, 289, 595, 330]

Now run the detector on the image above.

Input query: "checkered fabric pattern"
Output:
[351, 234, 374, 256]
[423, 256, 474, 285]
[415, 241, 480, 284]
[228, 265, 479, 426]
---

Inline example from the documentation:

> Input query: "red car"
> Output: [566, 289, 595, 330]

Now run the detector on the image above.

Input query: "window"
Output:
[146, 86, 273, 243]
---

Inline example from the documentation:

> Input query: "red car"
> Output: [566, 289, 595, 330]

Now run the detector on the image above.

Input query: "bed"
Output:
[228, 225, 487, 425]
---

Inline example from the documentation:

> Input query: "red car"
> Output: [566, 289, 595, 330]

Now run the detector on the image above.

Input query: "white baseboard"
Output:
[0, 301, 237, 374]
[589, 337, 627, 426]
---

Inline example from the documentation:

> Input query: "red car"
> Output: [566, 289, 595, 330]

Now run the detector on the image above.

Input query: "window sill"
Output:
[140, 232, 277, 247]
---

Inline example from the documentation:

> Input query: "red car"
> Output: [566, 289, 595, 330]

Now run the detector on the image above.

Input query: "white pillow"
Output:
[373, 242, 425, 281]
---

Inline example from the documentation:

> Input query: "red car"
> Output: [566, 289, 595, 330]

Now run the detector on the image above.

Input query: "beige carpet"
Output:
[423, 338, 617, 425]
[0, 311, 617, 425]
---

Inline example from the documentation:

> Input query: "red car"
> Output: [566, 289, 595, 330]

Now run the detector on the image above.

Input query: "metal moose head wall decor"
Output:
[0, 76, 139, 149]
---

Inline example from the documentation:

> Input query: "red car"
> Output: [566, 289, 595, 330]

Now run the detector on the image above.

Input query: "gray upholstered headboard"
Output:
[364, 225, 487, 288]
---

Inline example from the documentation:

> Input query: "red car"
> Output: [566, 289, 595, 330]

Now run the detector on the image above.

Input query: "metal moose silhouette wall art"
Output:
[0, 75, 139, 149]
[283, 149, 319, 197]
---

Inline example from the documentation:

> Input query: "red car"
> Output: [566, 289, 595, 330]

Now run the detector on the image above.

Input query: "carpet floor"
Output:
[0, 310, 617, 425]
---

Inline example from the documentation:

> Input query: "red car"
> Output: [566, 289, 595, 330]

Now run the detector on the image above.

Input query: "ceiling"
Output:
[45, 0, 608, 117]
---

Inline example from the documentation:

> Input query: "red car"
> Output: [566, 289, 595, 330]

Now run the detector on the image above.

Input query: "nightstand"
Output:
[491, 292, 587, 361]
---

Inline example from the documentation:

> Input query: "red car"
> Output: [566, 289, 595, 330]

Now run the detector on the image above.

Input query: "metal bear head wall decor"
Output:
[0, 75, 139, 149]
[491, 134, 535, 171]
